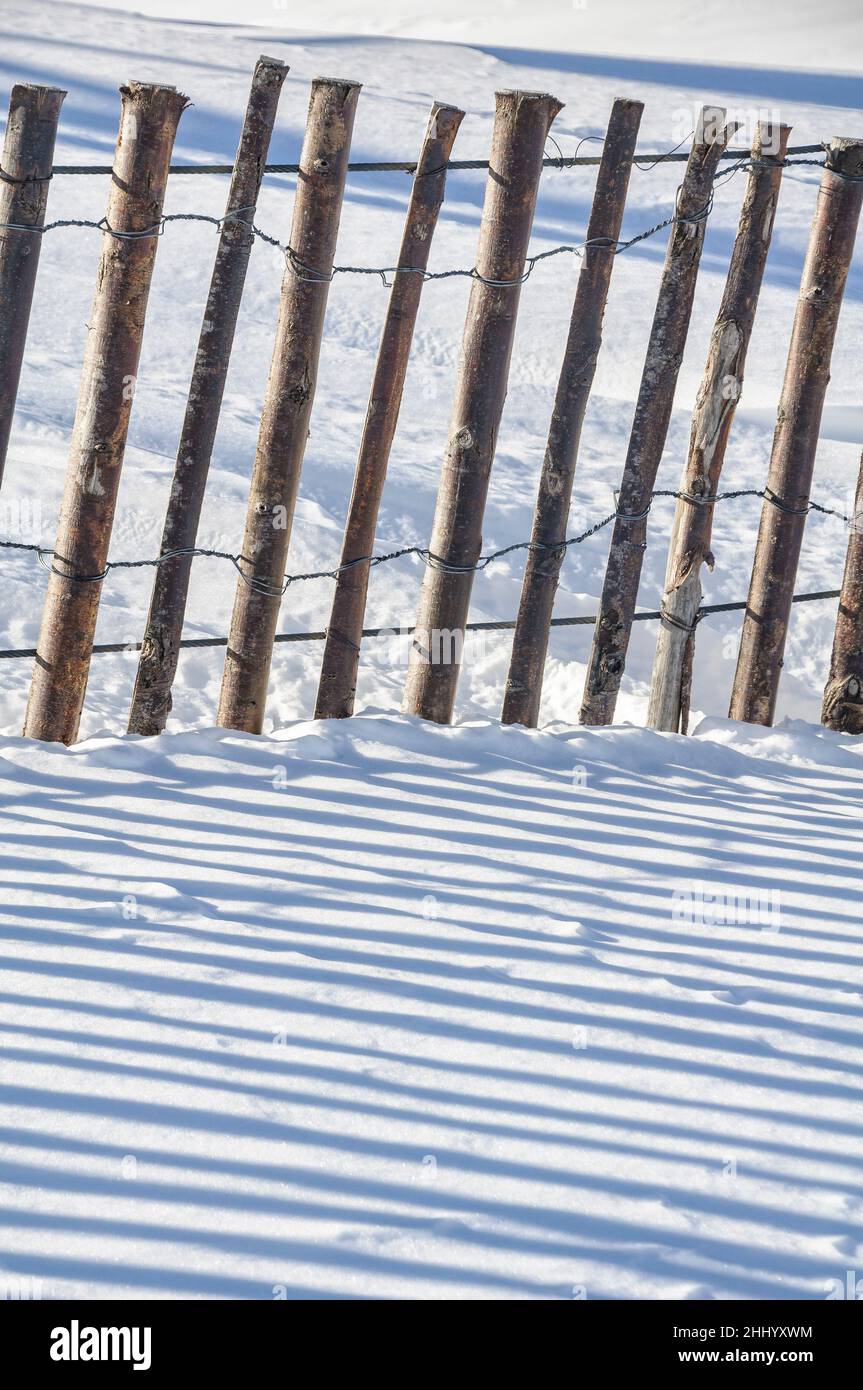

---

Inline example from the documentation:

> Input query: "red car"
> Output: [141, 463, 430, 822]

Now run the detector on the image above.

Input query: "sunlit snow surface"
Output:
[0, 714, 861, 1299]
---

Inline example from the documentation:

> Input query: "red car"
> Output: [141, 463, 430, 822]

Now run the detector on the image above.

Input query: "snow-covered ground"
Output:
[1, 0, 862, 1301]
[2, 713, 863, 1299]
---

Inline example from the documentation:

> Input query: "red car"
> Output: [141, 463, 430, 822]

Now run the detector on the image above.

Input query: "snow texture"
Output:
[2, 712, 863, 1300]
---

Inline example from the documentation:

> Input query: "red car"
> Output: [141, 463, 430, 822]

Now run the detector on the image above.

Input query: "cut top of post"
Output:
[3, 85, 67, 177]
[9, 83, 67, 100]
[754, 120, 792, 159]
[110, 83, 190, 225]
[824, 137, 863, 178]
[475, 90, 563, 284]
[297, 79, 362, 177]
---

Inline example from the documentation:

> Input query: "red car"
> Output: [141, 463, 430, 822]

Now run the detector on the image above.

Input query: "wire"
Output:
[45, 144, 826, 178]
[0, 483, 850, 593]
[0, 585, 842, 661]
[0, 156, 826, 290]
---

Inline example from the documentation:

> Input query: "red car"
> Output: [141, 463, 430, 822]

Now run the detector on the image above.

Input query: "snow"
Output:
[1, 0, 863, 1301]
[2, 712, 863, 1299]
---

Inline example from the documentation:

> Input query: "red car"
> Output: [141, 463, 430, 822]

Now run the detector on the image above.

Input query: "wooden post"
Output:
[217, 78, 361, 734]
[23, 83, 188, 745]
[402, 89, 563, 725]
[729, 137, 863, 727]
[647, 122, 791, 733]
[313, 102, 464, 721]
[501, 98, 643, 729]
[127, 57, 288, 737]
[0, 82, 66, 489]
[822, 454, 863, 732]
[578, 109, 739, 727]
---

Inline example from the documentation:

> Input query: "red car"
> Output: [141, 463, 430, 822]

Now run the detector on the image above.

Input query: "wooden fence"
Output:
[0, 64, 861, 744]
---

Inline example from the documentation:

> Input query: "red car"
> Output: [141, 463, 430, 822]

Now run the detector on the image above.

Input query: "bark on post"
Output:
[0, 82, 66, 489]
[501, 97, 644, 728]
[402, 89, 563, 725]
[729, 137, 863, 727]
[217, 78, 361, 734]
[579, 109, 739, 727]
[822, 455, 863, 732]
[647, 122, 791, 733]
[23, 83, 188, 745]
[127, 57, 288, 737]
[314, 102, 464, 721]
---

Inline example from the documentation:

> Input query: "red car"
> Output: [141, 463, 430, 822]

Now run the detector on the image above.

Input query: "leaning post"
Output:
[314, 100, 464, 722]
[647, 121, 791, 733]
[217, 78, 361, 735]
[579, 109, 739, 727]
[128, 56, 289, 736]
[0, 82, 66, 488]
[822, 453, 863, 733]
[501, 96, 643, 728]
[402, 88, 564, 725]
[23, 83, 189, 745]
[729, 137, 863, 726]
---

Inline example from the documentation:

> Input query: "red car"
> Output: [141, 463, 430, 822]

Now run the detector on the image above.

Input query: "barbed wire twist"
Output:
[0, 155, 838, 289]
[0, 484, 852, 598]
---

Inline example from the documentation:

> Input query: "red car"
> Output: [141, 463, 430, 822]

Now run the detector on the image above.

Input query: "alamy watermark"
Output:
[0, 498, 43, 543]
[671, 103, 783, 155]
[672, 883, 781, 930]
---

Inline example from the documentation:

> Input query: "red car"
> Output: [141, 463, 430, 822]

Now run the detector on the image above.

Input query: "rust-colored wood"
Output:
[217, 78, 361, 734]
[647, 122, 791, 733]
[23, 83, 188, 745]
[501, 97, 643, 728]
[128, 56, 288, 737]
[0, 82, 66, 488]
[579, 110, 739, 727]
[314, 101, 464, 721]
[402, 89, 563, 725]
[729, 137, 863, 727]
[822, 453, 863, 732]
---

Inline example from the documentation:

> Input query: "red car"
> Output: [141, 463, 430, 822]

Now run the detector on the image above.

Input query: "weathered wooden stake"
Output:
[402, 89, 563, 725]
[822, 454, 863, 732]
[0, 82, 66, 489]
[217, 78, 361, 734]
[579, 109, 739, 727]
[729, 137, 863, 727]
[501, 97, 643, 728]
[314, 101, 464, 721]
[647, 122, 791, 733]
[23, 83, 188, 745]
[127, 57, 288, 737]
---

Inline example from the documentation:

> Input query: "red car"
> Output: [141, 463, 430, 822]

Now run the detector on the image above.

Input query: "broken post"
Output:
[822, 454, 863, 732]
[313, 102, 464, 721]
[729, 137, 863, 727]
[501, 97, 644, 728]
[127, 56, 289, 737]
[0, 82, 66, 489]
[647, 121, 791, 733]
[579, 109, 739, 727]
[23, 83, 188, 745]
[217, 77, 361, 734]
[402, 89, 563, 725]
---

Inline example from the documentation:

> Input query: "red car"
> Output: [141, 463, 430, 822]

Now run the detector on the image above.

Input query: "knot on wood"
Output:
[447, 425, 474, 454]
